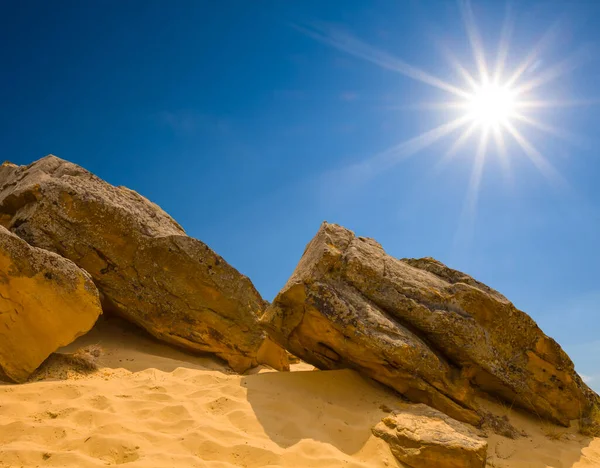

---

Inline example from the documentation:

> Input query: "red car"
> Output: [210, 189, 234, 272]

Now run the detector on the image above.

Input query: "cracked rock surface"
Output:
[261, 221, 598, 426]
[0, 156, 287, 373]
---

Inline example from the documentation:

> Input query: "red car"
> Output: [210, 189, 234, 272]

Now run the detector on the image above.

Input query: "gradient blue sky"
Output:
[1, 0, 599, 389]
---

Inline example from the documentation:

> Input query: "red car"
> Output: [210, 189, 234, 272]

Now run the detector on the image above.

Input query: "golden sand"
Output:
[1, 317, 598, 467]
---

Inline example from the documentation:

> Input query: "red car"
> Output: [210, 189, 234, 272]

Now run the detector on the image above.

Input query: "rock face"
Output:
[372, 404, 487, 468]
[262, 222, 598, 426]
[0, 156, 287, 373]
[0, 226, 102, 382]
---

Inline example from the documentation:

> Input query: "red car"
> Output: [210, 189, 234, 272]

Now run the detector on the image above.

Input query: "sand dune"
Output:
[1, 316, 598, 467]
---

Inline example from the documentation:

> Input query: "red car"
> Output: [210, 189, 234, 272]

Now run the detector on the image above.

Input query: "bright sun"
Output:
[300, 0, 580, 216]
[466, 83, 517, 129]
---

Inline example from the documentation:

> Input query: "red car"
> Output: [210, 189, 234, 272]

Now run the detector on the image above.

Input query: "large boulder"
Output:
[0, 226, 102, 382]
[262, 222, 598, 426]
[0, 156, 287, 373]
[372, 404, 487, 468]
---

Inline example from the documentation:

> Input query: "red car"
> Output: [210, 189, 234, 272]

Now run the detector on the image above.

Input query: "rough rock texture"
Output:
[0, 226, 102, 382]
[262, 222, 598, 426]
[0, 156, 287, 373]
[372, 404, 487, 468]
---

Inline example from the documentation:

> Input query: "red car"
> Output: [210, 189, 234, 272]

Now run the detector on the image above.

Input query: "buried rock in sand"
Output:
[372, 404, 487, 468]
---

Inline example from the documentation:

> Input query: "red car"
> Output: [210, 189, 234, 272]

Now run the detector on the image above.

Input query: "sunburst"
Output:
[298, 0, 591, 218]
[465, 83, 516, 129]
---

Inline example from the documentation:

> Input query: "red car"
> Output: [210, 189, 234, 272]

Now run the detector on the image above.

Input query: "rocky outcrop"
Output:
[0, 156, 287, 373]
[262, 222, 598, 426]
[0, 226, 102, 382]
[372, 404, 487, 468]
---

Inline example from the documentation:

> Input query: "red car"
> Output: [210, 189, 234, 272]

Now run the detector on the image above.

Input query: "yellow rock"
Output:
[0, 226, 102, 382]
[372, 404, 488, 468]
[0, 155, 287, 373]
[263, 222, 598, 427]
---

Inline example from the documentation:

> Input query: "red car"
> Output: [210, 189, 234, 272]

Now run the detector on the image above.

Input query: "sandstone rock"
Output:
[262, 222, 598, 426]
[372, 404, 487, 468]
[0, 226, 102, 382]
[0, 155, 287, 373]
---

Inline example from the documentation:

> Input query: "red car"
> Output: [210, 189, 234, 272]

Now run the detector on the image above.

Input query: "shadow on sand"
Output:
[3, 315, 597, 467]
[242, 367, 401, 455]
[56, 315, 232, 375]
[243, 365, 598, 466]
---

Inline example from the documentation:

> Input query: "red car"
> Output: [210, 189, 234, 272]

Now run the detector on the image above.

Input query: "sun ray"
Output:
[515, 98, 600, 109]
[492, 123, 513, 183]
[439, 45, 480, 91]
[326, 115, 473, 191]
[459, 0, 489, 83]
[383, 101, 470, 111]
[503, 122, 565, 186]
[504, 22, 560, 88]
[434, 121, 479, 173]
[454, 127, 490, 247]
[294, 23, 472, 99]
[493, 3, 514, 83]
[376, 114, 473, 168]
[513, 46, 591, 95]
[466, 127, 490, 210]
[449, 56, 480, 91]
[512, 113, 582, 144]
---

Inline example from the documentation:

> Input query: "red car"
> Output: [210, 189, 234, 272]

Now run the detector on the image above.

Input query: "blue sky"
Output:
[1, 0, 599, 390]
